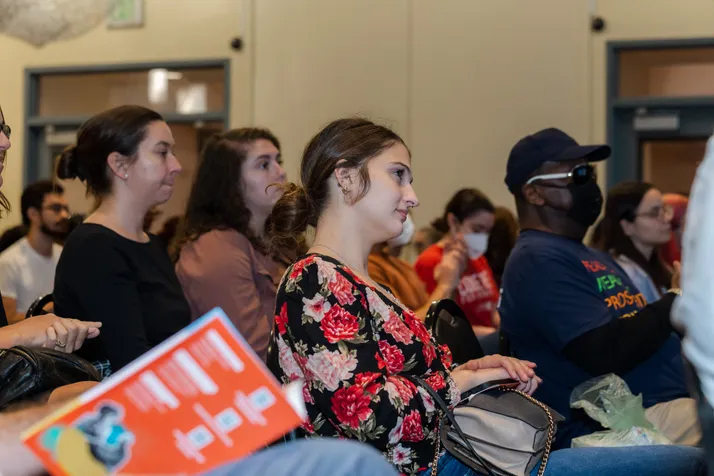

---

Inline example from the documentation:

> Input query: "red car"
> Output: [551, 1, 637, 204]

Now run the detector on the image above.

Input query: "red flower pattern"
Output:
[424, 372, 446, 391]
[328, 272, 357, 306]
[438, 344, 453, 369]
[355, 372, 382, 395]
[320, 306, 360, 343]
[376, 340, 405, 374]
[422, 342, 436, 367]
[275, 302, 288, 335]
[401, 410, 425, 442]
[383, 311, 414, 344]
[275, 255, 459, 476]
[331, 385, 373, 429]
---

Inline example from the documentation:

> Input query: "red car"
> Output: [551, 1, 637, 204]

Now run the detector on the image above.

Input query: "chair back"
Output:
[25, 293, 54, 319]
[425, 299, 484, 365]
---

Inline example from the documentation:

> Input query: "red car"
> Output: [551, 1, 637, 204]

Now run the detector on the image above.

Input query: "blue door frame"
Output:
[606, 38, 714, 188]
[24, 58, 231, 186]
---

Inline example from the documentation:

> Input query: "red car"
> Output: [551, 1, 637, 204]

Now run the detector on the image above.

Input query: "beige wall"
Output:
[3, 0, 714, 229]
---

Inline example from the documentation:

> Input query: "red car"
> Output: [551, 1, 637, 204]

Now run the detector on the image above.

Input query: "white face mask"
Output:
[463, 232, 489, 259]
[388, 214, 415, 247]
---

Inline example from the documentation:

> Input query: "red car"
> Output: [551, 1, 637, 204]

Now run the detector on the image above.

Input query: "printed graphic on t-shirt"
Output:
[457, 270, 496, 305]
[581, 260, 646, 319]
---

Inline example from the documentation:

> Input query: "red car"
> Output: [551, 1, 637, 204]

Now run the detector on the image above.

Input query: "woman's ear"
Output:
[446, 212, 460, 235]
[333, 166, 357, 199]
[107, 152, 130, 180]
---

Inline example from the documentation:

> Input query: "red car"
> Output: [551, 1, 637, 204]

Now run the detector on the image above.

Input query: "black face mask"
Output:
[566, 180, 603, 228]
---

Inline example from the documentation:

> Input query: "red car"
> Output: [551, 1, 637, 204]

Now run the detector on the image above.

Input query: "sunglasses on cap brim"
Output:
[525, 163, 596, 186]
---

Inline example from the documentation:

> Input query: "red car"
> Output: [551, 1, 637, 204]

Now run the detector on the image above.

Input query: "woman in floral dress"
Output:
[266, 118, 705, 476]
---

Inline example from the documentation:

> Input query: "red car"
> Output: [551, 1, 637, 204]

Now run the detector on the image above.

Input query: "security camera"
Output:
[230, 37, 244, 51]
[591, 16, 606, 33]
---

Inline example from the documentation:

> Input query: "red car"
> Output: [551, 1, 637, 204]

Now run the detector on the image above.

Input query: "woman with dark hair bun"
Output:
[53, 105, 191, 376]
[266, 118, 706, 476]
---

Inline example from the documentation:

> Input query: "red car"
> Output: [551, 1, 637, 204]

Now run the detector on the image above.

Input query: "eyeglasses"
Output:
[636, 203, 674, 221]
[43, 204, 70, 214]
[0, 123, 10, 139]
[526, 163, 596, 186]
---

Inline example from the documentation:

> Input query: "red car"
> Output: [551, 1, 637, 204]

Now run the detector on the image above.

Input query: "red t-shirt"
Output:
[414, 244, 499, 328]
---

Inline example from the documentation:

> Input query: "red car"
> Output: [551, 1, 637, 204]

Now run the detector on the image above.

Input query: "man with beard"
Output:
[498, 128, 698, 449]
[0, 180, 69, 322]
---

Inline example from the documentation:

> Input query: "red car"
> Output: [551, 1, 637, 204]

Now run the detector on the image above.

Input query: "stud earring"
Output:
[124, 173, 129, 179]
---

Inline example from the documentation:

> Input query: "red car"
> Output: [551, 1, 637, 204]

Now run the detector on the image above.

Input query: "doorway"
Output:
[607, 38, 714, 193]
[640, 138, 704, 195]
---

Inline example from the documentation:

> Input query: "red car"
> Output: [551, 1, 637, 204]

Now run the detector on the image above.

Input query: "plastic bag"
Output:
[572, 427, 672, 448]
[569, 374, 672, 447]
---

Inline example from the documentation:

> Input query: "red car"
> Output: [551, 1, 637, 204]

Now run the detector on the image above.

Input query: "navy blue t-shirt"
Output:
[499, 230, 688, 447]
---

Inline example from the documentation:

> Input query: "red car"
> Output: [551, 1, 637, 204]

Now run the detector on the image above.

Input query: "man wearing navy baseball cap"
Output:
[498, 128, 697, 449]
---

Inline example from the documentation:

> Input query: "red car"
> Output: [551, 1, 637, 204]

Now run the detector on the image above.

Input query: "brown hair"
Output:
[267, 118, 407, 252]
[0, 104, 12, 215]
[172, 128, 281, 260]
[431, 188, 495, 233]
[592, 181, 671, 290]
[56, 105, 164, 199]
[485, 206, 519, 287]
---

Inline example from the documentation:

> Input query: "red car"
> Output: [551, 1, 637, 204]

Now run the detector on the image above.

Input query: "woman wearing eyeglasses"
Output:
[592, 182, 676, 303]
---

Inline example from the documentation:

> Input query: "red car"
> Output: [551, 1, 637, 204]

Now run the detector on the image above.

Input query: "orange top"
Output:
[368, 250, 429, 311]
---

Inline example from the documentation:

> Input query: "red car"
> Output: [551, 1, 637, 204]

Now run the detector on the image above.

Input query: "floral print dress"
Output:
[274, 254, 460, 476]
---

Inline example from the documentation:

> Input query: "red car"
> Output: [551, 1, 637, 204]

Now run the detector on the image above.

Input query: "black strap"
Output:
[404, 375, 514, 476]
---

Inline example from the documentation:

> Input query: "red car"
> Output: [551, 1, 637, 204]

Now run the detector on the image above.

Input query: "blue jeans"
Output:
[419, 446, 706, 476]
[203, 439, 398, 476]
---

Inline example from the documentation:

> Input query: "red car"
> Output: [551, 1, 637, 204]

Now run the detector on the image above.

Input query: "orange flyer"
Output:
[22, 308, 305, 475]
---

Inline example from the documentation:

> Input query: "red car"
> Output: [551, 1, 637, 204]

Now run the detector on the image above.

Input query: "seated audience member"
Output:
[673, 136, 714, 474]
[485, 206, 519, 288]
[368, 213, 467, 320]
[0, 181, 69, 323]
[53, 106, 191, 375]
[268, 118, 706, 476]
[661, 192, 689, 268]
[415, 188, 500, 335]
[174, 128, 289, 361]
[593, 182, 674, 303]
[0, 105, 101, 351]
[0, 224, 27, 254]
[499, 127, 698, 449]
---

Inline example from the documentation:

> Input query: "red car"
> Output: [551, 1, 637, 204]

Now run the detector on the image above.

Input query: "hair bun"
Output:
[56, 145, 84, 181]
[266, 182, 313, 253]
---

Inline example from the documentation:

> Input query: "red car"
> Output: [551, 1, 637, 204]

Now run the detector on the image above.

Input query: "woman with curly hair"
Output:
[174, 128, 288, 361]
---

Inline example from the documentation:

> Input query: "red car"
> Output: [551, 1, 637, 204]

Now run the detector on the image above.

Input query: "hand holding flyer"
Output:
[22, 308, 305, 476]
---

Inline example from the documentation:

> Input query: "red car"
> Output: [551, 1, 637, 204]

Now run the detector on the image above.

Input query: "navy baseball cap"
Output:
[505, 128, 611, 194]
